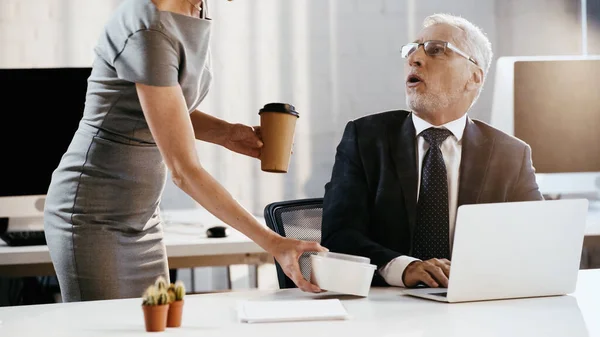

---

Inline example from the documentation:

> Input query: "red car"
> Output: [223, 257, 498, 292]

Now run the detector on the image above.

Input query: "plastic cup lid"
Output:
[315, 251, 371, 264]
[258, 103, 299, 117]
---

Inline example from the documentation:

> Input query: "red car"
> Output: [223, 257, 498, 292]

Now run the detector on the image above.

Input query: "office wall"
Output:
[1, 0, 593, 290]
[1, 0, 590, 213]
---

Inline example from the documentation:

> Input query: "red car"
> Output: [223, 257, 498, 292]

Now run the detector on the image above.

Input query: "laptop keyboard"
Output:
[431, 292, 448, 297]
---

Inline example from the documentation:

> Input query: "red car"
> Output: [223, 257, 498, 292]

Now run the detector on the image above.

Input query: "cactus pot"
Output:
[166, 300, 184, 327]
[142, 304, 169, 332]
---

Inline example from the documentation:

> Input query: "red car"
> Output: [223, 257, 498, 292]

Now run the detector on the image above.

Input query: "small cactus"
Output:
[167, 284, 176, 303]
[174, 280, 186, 301]
[155, 276, 168, 291]
[142, 284, 170, 306]
[142, 285, 157, 306]
[156, 289, 168, 305]
[165, 281, 186, 302]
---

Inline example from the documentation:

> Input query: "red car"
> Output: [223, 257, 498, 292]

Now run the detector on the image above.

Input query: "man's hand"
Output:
[268, 237, 328, 293]
[223, 124, 263, 159]
[403, 258, 451, 288]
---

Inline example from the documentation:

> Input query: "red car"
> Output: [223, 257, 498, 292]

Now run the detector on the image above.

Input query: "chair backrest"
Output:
[263, 198, 324, 289]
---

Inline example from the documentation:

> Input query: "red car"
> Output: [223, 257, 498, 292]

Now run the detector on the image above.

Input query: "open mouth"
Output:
[406, 74, 423, 87]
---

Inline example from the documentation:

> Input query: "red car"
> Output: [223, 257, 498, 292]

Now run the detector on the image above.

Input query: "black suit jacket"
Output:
[321, 110, 544, 286]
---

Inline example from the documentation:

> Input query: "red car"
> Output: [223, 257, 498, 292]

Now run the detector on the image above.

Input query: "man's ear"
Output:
[466, 67, 483, 91]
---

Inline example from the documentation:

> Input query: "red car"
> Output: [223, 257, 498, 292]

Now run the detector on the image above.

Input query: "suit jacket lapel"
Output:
[458, 117, 493, 207]
[389, 113, 418, 236]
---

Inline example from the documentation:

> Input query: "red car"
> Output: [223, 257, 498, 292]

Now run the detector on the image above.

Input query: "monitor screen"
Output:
[0, 67, 90, 198]
[513, 59, 600, 174]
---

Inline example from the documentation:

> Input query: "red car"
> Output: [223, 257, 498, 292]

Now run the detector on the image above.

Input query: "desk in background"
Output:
[2, 206, 600, 279]
[0, 208, 273, 279]
[0, 269, 598, 336]
[583, 208, 600, 269]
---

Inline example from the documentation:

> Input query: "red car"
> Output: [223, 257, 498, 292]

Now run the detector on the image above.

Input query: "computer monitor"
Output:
[0, 67, 91, 230]
[490, 56, 600, 197]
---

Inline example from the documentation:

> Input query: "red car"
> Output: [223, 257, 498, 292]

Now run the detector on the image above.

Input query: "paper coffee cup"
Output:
[258, 103, 299, 173]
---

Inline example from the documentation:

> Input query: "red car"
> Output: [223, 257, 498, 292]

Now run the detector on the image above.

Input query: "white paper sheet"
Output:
[237, 299, 349, 323]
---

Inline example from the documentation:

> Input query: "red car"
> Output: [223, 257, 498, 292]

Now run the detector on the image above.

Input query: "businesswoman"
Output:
[43, 0, 325, 302]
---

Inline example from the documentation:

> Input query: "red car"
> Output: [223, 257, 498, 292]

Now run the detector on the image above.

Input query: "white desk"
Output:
[0, 209, 272, 277]
[582, 209, 600, 269]
[0, 269, 598, 337]
[587, 208, 600, 236]
[2, 207, 600, 276]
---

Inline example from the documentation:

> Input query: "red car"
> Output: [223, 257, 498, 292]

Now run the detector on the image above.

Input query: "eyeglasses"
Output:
[400, 40, 478, 66]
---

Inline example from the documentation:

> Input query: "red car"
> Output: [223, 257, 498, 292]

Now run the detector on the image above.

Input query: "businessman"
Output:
[321, 13, 543, 289]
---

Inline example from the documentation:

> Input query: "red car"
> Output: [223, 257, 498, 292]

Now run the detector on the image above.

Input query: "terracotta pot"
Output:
[167, 300, 184, 327]
[142, 304, 169, 332]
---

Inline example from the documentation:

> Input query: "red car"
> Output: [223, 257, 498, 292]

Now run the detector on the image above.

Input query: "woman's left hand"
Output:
[269, 237, 328, 293]
[224, 124, 263, 158]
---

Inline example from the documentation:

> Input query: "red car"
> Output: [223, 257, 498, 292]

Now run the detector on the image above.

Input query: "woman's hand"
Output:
[223, 123, 263, 159]
[268, 236, 329, 293]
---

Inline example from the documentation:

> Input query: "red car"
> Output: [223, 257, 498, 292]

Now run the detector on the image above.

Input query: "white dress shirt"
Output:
[379, 112, 468, 287]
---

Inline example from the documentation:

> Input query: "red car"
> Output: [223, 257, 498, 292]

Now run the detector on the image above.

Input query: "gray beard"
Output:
[406, 90, 461, 115]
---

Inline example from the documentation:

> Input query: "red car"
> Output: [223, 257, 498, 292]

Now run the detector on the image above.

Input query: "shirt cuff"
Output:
[378, 256, 421, 287]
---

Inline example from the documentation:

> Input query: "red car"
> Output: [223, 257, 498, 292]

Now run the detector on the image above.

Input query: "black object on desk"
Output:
[0, 219, 47, 246]
[206, 226, 229, 238]
[1, 231, 47, 246]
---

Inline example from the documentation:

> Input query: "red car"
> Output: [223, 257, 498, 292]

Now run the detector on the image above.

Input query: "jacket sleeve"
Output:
[509, 144, 544, 201]
[321, 121, 401, 268]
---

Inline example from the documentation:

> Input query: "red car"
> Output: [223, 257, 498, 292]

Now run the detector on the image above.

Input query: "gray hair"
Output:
[423, 13, 493, 103]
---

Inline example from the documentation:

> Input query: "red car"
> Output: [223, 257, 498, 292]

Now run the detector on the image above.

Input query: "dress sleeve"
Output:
[114, 29, 180, 86]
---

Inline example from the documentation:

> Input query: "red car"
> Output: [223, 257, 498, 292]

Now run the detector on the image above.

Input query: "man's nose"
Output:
[407, 46, 425, 67]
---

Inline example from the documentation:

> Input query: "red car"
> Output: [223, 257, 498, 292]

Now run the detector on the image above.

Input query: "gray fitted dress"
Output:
[43, 0, 213, 302]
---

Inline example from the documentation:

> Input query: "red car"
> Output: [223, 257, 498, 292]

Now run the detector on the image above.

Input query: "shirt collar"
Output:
[411, 112, 468, 142]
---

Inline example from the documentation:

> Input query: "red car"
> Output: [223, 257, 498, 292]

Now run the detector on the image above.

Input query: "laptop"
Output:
[402, 198, 589, 303]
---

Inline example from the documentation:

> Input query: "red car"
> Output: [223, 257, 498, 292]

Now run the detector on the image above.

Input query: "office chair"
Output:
[263, 198, 324, 289]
